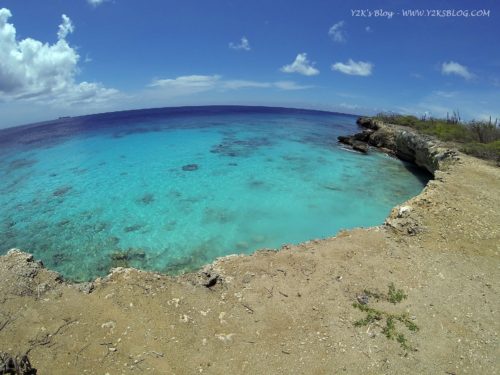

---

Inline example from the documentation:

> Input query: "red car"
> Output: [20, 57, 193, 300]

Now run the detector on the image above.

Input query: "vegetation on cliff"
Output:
[373, 112, 500, 162]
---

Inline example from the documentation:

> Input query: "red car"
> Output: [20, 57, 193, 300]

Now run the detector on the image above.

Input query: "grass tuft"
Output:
[388, 282, 407, 304]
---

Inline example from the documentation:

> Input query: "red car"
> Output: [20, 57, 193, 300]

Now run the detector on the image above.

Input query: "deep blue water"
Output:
[0, 106, 430, 281]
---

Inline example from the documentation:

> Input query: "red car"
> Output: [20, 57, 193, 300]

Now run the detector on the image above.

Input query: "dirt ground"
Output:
[0, 153, 498, 375]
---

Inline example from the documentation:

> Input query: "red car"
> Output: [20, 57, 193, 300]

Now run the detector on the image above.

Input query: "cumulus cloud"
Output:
[328, 21, 346, 42]
[281, 53, 319, 76]
[148, 75, 312, 96]
[441, 61, 473, 80]
[331, 59, 373, 76]
[229, 36, 251, 51]
[0, 8, 117, 105]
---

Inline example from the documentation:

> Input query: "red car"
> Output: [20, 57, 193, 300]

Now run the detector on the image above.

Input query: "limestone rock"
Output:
[352, 141, 368, 153]
[397, 206, 412, 218]
[357, 118, 459, 175]
[337, 135, 353, 146]
[75, 282, 95, 294]
[337, 135, 369, 153]
[0, 249, 62, 296]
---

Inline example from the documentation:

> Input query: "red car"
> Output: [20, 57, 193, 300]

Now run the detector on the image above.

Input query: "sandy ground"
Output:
[0, 152, 499, 375]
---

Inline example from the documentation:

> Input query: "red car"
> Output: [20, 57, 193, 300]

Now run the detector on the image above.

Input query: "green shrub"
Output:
[352, 283, 419, 352]
[460, 141, 500, 163]
[373, 112, 500, 162]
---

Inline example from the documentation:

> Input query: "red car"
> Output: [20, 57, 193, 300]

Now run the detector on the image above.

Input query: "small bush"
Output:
[353, 284, 419, 352]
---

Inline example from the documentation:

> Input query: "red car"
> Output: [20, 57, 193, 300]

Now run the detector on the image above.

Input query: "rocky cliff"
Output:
[341, 117, 459, 175]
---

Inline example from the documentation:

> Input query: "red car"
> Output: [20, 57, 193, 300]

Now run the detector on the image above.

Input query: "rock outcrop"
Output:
[352, 117, 459, 175]
[337, 135, 369, 153]
[0, 249, 62, 297]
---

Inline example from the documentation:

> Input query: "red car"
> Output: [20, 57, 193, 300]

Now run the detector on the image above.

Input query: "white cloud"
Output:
[328, 21, 346, 42]
[148, 75, 312, 96]
[222, 80, 310, 90]
[229, 36, 251, 51]
[281, 53, 319, 76]
[150, 75, 221, 91]
[0, 8, 117, 105]
[273, 81, 312, 90]
[331, 59, 373, 76]
[87, 0, 107, 7]
[223, 80, 271, 89]
[441, 61, 473, 80]
[57, 14, 74, 40]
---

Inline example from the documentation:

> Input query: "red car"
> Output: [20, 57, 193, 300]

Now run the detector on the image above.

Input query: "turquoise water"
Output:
[0, 106, 430, 281]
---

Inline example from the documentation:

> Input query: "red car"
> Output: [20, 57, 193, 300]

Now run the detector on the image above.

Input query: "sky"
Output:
[0, 0, 499, 128]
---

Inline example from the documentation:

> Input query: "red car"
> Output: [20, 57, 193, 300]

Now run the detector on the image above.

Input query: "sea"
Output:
[0, 106, 430, 281]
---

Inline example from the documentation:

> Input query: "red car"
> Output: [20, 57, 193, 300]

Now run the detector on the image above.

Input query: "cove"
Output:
[0, 106, 430, 281]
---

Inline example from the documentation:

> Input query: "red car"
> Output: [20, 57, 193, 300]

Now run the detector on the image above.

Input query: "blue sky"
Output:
[0, 0, 499, 128]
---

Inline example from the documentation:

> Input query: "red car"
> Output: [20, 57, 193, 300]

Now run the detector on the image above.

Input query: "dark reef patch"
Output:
[248, 179, 266, 189]
[7, 158, 38, 173]
[124, 224, 144, 233]
[322, 184, 342, 192]
[57, 219, 71, 227]
[110, 248, 147, 268]
[52, 186, 72, 197]
[210, 136, 273, 158]
[138, 193, 155, 205]
[182, 164, 199, 171]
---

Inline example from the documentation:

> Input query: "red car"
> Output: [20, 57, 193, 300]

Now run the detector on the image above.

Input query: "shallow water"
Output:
[0, 106, 430, 281]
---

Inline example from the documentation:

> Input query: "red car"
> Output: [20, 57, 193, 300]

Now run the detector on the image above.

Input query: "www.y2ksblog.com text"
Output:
[351, 9, 491, 19]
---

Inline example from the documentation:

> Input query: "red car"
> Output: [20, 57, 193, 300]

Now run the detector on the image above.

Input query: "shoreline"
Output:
[1, 118, 498, 374]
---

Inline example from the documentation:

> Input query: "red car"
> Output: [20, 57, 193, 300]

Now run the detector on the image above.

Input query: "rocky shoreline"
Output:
[1, 117, 498, 374]
[338, 117, 459, 175]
